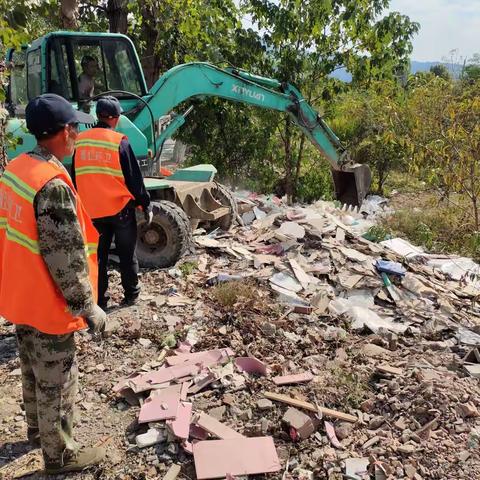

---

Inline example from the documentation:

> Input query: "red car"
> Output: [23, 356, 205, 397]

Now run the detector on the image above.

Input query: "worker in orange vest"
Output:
[72, 96, 151, 309]
[0, 94, 106, 474]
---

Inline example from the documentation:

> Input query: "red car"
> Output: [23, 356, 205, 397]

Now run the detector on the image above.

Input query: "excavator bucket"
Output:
[331, 164, 372, 207]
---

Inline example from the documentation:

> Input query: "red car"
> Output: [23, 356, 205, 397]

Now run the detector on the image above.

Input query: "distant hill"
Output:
[330, 60, 463, 82]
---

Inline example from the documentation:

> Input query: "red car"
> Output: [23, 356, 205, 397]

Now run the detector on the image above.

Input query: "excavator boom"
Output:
[134, 63, 371, 206]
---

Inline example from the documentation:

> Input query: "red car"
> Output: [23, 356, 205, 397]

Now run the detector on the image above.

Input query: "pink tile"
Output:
[234, 357, 268, 376]
[175, 341, 193, 354]
[167, 402, 193, 439]
[324, 421, 343, 449]
[142, 364, 200, 387]
[180, 381, 191, 400]
[188, 373, 217, 394]
[138, 385, 181, 423]
[113, 373, 141, 393]
[166, 348, 234, 367]
[193, 437, 281, 479]
[195, 413, 244, 439]
[272, 372, 314, 385]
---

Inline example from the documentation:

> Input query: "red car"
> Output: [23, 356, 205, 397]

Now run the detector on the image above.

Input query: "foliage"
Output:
[0, 0, 419, 205]
[408, 77, 480, 229]
[463, 54, 480, 83]
[384, 193, 480, 261]
[430, 64, 450, 80]
[328, 81, 411, 194]
[239, 0, 419, 201]
[178, 261, 198, 277]
[211, 280, 257, 308]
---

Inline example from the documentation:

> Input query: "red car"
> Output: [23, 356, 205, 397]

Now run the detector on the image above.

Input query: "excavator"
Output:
[4, 31, 371, 267]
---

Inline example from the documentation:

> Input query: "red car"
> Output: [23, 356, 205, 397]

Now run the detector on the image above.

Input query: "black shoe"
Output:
[120, 296, 138, 307]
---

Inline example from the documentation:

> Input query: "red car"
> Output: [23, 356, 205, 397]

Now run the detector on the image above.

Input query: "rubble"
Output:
[2, 192, 480, 479]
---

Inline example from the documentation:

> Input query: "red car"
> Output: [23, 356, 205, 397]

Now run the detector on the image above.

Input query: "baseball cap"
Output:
[26, 93, 94, 136]
[96, 96, 123, 118]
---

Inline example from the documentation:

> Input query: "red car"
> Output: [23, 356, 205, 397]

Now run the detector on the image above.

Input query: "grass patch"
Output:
[327, 367, 369, 409]
[383, 193, 480, 261]
[211, 280, 257, 308]
[178, 261, 198, 276]
[382, 170, 428, 195]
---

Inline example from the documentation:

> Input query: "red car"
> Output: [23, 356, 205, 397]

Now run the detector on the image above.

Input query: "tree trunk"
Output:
[107, 0, 129, 34]
[283, 118, 294, 205]
[139, 5, 162, 88]
[60, 0, 79, 29]
[293, 133, 306, 202]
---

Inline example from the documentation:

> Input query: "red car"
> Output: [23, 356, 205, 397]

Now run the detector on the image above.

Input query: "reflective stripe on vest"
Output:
[0, 153, 99, 335]
[74, 128, 134, 219]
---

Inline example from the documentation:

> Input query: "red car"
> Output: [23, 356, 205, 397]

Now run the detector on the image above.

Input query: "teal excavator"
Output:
[4, 31, 371, 267]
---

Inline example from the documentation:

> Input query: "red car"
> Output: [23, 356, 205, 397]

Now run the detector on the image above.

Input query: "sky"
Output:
[388, 0, 480, 62]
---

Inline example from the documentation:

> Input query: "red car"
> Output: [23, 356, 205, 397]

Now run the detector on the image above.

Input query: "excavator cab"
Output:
[6, 32, 146, 106]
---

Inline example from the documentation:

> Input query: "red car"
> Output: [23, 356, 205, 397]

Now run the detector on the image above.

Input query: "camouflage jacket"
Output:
[31, 146, 95, 317]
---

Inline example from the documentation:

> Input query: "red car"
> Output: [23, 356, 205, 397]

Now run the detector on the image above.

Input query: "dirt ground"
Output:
[1, 199, 480, 479]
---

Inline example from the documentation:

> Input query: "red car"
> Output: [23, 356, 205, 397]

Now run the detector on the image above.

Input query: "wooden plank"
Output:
[264, 392, 357, 423]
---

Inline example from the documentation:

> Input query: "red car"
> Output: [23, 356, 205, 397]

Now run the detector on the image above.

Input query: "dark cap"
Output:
[26, 93, 94, 136]
[96, 96, 123, 118]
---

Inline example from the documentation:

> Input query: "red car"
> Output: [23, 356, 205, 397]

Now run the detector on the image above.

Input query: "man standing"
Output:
[0, 94, 106, 474]
[73, 96, 151, 309]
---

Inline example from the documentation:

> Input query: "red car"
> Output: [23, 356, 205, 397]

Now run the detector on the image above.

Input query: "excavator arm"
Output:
[134, 62, 371, 206]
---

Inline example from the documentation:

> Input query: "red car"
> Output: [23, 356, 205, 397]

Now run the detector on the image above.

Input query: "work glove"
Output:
[85, 304, 107, 335]
[144, 206, 153, 225]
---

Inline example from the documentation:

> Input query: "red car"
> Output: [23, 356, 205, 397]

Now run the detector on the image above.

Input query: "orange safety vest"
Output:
[0, 153, 99, 335]
[74, 128, 134, 219]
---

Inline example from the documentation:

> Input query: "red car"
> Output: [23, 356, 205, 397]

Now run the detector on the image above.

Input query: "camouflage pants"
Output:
[15, 325, 79, 465]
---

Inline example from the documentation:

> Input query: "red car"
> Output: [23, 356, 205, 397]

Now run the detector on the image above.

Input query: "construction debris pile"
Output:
[1, 192, 480, 479]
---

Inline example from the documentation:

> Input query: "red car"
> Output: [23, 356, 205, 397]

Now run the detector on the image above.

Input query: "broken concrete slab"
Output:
[193, 437, 281, 479]
[464, 364, 480, 378]
[278, 221, 305, 239]
[194, 412, 245, 439]
[283, 407, 319, 440]
[345, 457, 370, 480]
[272, 372, 314, 385]
[269, 272, 303, 293]
[135, 428, 166, 448]
[257, 398, 273, 410]
[376, 364, 403, 376]
[162, 464, 181, 480]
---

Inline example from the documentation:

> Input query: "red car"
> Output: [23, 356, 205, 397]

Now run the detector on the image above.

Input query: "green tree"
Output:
[430, 64, 450, 80]
[463, 54, 480, 83]
[408, 76, 480, 230]
[242, 0, 419, 201]
[329, 80, 411, 194]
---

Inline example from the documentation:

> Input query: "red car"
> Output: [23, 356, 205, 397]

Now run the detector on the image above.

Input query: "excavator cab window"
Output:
[46, 35, 145, 101]
[6, 48, 28, 115]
